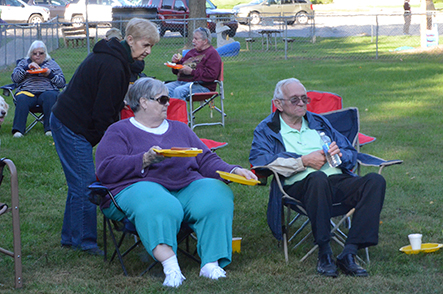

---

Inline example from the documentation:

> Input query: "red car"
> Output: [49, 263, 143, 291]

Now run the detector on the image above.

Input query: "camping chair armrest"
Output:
[88, 182, 124, 213]
[0, 84, 16, 97]
[250, 165, 273, 185]
[357, 153, 403, 174]
[190, 80, 220, 87]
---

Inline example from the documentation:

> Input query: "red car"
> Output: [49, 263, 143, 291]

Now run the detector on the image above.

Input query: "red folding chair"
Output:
[187, 62, 225, 130]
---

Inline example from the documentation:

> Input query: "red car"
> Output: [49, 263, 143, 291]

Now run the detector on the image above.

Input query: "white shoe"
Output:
[13, 132, 23, 138]
[45, 131, 52, 136]
[163, 269, 185, 288]
[199, 264, 226, 280]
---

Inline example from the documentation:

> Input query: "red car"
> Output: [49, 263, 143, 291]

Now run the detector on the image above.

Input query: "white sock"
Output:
[161, 255, 180, 273]
[199, 261, 226, 280]
[161, 255, 185, 287]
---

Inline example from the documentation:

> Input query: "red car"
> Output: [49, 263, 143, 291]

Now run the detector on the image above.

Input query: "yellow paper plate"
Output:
[153, 148, 202, 157]
[399, 243, 443, 254]
[216, 171, 260, 186]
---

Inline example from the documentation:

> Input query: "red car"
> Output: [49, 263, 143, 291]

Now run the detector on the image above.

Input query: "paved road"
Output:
[233, 12, 441, 39]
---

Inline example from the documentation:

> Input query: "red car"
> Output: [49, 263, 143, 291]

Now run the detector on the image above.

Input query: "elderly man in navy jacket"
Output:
[249, 78, 386, 277]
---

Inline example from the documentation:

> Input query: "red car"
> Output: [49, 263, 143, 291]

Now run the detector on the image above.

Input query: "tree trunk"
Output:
[426, 0, 435, 30]
[187, 0, 206, 47]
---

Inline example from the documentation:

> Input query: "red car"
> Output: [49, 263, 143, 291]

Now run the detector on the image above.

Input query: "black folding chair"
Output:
[88, 182, 199, 276]
[1, 83, 44, 134]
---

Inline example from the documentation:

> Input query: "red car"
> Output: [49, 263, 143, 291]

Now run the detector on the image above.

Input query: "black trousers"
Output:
[284, 171, 386, 249]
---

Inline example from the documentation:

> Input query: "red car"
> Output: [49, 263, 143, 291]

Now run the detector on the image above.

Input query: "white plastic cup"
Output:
[408, 233, 422, 250]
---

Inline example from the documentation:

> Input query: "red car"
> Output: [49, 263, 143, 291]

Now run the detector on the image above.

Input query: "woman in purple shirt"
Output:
[95, 77, 256, 288]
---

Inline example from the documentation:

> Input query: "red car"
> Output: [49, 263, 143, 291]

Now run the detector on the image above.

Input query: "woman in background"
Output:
[11, 40, 65, 137]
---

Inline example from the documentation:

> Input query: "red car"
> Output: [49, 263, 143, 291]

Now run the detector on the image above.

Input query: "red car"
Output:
[148, 0, 238, 37]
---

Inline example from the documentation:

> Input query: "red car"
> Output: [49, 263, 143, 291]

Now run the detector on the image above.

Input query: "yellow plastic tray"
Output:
[216, 171, 260, 186]
[153, 148, 202, 157]
[399, 243, 443, 254]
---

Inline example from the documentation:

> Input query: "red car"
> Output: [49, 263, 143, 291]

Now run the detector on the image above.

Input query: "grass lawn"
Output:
[0, 40, 443, 293]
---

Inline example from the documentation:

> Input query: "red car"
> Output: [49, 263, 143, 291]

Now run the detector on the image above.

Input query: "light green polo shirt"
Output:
[280, 116, 341, 186]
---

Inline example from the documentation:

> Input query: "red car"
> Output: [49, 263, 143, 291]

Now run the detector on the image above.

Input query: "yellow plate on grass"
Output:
[153, 148, 202, 157]
[399, 243, 443, 254]
[216, 171, 260, 186]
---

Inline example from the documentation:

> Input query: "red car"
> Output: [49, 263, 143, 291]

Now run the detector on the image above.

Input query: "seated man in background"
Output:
[166, 27, 221, 100]
[249, 78, 386, 278]
[11, 40, 66, 137]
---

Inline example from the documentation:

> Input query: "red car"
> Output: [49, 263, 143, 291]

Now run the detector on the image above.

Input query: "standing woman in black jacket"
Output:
[50, 18, 160, 255]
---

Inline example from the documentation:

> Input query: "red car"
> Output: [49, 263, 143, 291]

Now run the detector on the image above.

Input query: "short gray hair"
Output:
[27, 40, 51, 61]
[125, 18, 160, 45]
[105, 28, 123, 41]
[127, 77, 168, 113]
[194, 27, 212, 44]
[273, 78, 306, 101]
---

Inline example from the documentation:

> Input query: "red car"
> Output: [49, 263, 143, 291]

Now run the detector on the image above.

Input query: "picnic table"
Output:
[258, 29, 282, 51]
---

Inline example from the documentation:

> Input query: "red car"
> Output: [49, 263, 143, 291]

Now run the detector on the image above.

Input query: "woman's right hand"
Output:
[142, 146, 166, 168]
[28, 62, 40, 70]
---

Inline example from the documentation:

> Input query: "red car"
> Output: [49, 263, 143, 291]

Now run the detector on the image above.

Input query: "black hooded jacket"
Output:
[52, 38, 132, 146]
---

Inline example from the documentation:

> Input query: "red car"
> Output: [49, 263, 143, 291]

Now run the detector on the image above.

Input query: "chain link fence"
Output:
[0, 11, 441, 75]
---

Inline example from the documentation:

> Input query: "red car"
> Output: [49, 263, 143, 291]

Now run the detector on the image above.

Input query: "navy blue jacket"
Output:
[249, 110, 357, 240]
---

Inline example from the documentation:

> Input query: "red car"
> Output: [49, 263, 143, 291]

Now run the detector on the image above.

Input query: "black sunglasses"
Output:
[149, 95, 170, 105]
[197, 27, 209, 38]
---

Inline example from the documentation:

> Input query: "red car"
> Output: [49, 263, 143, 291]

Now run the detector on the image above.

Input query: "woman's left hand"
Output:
[233, 168, 258, 180]
[41, 68, 51, 77]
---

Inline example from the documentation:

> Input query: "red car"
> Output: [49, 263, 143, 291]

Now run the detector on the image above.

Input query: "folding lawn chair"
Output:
[252, 107, 402, 264]
[187, 62, 226, 130]
[307, 90, 376, 146]
[1, 83, 44, 134]
[0, 158, 22, 288]
[88, 182, 199, 277]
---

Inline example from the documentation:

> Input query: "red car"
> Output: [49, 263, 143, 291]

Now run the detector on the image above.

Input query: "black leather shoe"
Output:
[336, 254, 368, 277]
[317, 254, 338, 277]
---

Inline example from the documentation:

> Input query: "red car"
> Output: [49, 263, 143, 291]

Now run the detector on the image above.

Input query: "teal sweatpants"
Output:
[102, 178, 234, 268]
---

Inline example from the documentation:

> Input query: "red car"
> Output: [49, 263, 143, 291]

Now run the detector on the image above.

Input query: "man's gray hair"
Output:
[194, 27, 212, 44]
[273, 78, 306, 101]
[127, 77, 168, 113]
[27, 40, 51, 61]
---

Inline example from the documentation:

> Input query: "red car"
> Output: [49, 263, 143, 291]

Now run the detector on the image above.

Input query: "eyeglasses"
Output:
[280, 95, 311, 105]
[32, 51, 45, 56]
[149, 95, 170, 105]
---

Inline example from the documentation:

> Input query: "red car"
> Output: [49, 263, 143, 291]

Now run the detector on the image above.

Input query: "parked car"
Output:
[27, 0, 69, 21]
[0, 0, 50, 24]
[147, 0, 238, 37]
[232, 0, 313, 25]
[64, 0, 132, 25]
